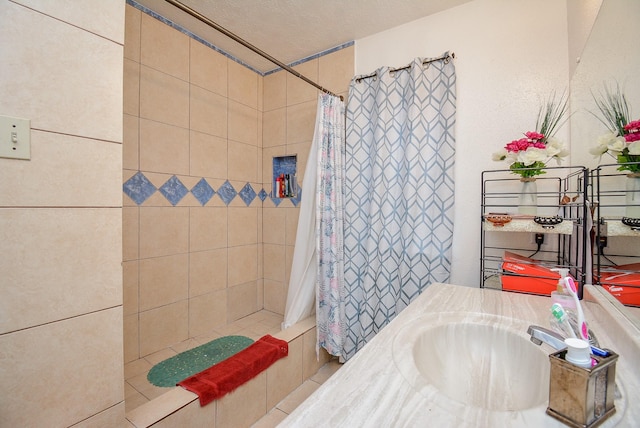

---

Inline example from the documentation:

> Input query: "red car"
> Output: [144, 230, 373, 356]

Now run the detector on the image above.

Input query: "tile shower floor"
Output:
[124, 310, 341, 426]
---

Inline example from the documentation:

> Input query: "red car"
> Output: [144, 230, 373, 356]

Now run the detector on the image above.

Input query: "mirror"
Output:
[570, 0, 640, 328]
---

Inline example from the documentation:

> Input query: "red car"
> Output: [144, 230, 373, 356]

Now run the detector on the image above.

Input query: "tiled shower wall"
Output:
[123, 3, 353, 362]
[261, 48, 354, 313]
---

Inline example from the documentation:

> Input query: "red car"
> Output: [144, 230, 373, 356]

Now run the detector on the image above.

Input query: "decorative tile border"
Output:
[123, 172, 300, 207]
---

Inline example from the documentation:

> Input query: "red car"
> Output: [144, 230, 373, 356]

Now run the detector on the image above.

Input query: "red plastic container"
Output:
[501, 251, 564, 296]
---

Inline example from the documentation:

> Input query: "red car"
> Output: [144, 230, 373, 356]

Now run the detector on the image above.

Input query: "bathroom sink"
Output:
[392, 312, 550, 412]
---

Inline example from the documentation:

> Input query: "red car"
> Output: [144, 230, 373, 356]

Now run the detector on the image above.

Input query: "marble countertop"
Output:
[280, 283, 640, 427]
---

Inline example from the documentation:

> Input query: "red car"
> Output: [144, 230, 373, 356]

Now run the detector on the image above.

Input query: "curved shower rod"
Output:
[163, 0, 342, 100]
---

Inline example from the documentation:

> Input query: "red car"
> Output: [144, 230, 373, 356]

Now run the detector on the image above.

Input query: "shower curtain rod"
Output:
[355, 52, 455, 83]
[163, 0, 342, 99]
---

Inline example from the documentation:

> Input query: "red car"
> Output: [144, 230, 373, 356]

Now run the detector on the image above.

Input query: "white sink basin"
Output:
[412, 320, 548, 411]
[393, 312, 549, 412]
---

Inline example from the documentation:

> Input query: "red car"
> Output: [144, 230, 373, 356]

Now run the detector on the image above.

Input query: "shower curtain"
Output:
[342, 54, 457, 360]
[283, 94, 346, 359]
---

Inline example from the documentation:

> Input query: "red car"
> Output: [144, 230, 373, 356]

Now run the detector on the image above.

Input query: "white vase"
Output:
[626, 173, 640, 219]
[518, 178, 537, 215]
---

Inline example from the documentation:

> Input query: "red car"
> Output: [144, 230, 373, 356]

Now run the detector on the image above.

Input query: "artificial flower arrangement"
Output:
[589, 84, 640, 174]
[492, 93, 570, 178]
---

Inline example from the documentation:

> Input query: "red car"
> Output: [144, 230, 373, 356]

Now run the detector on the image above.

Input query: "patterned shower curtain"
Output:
[315, 94, 347, 358]
[342, 54, 456, 360]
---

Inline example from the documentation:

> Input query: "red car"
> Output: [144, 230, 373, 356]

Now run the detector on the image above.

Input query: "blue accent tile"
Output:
[159, 176, 189, 206]
[239, 183, 257, 206]
[217, 180, 237, 205]
[191, 178, 215, 206]
[271, 196, 282, 207]
[258, 189, 268, 202]
[123, 171, 156, 205]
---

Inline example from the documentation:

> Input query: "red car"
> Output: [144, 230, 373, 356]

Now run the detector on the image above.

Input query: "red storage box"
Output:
[597, 263, 640, 306]
[501, 251, 567, 296]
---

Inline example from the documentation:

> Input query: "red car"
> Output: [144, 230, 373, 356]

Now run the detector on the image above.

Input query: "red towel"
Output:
[178, 334, 288, 406]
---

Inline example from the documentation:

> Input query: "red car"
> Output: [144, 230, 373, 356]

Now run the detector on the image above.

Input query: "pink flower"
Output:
[624, 120, 640, 133]
[525, 131, 545, 141]
[505, 138, 532, 152]
[532, 142, 546, 149]
[625, 132, 640, 142]
[624, 120, 640, 142]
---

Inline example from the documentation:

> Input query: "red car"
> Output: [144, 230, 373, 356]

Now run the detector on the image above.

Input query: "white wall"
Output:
[355, 0, 571, 286]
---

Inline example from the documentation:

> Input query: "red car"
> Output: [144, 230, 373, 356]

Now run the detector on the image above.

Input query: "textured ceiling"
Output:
[133, 0, 471, 73]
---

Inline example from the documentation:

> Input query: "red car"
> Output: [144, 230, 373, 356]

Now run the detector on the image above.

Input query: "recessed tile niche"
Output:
[272, 155, 297, 198]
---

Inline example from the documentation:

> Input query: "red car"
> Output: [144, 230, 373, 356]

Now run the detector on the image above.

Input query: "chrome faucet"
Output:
[527, 325, 567, 350]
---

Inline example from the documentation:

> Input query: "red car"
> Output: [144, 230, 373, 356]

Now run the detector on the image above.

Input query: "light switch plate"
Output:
[0, 115, 31, 160]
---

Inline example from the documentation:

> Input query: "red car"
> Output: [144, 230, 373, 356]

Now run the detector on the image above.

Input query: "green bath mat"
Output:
[147, 335, 254, 387]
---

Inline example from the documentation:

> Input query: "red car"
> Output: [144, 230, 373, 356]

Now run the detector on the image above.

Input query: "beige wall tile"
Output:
[75, 402, 125, 428]
[263, 243, 285, 282]
[123, 114, 139, 170]
[190, 131, 227, 180]
[0, 131, 122, 207]
[139, 300, 188, 356]
[0, 208, 121, 333]
[123, 313, 140, 363]
[190, 39, 227, 96]
[286, 100, 316, 144]
[228, 281, 258, 321]
[216, 372, 267, 427]
[189, 248, 227, 297]
[266, 336, 303, 409]
[139, 118, 190, 175]
[124, 4, 141, 61]
[122, 207, 139, 261]
[287, 60, 319, 106]
[124, 58, 140, 117]
[228, 60, 258, 109]
[123, 261, 139, 316]
[319, 45, 355, 95]
[146, 396, 216, 428]
[228, 141, 258, 183]
[1, 2, 123, 142]
[139, 207, 189, 258]
[190, 84, 228, 137]
[263, 280, 285, 315]
[0, 308, 123, 427]
[139, 65, 189, 128]
[285, 244, 294, 287]
[229, 100, 258, 145]
[285, 207, 300, 246]
[302, 327, 331, 380]
[257, 73, 264, 113]
[287, 141, 310, 184]
[228, 207, 258, 247]
[263, 70, 286, 111]
[189, 207, 228, 251]
[263, 108, 286, 148]
[189, 289, 227, 337]
[139, 254, 189, 311]
[228, 245, 258, 286]
[263, 208, 286, 245]
[140, 13, 188, 80]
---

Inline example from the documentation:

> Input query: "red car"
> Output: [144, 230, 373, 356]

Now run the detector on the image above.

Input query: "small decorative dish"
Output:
[486, 214, 512, 227]
[621, 217, 640, 231]
[534, 216, 564, 229]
